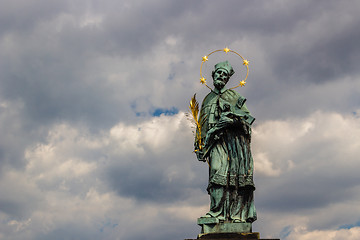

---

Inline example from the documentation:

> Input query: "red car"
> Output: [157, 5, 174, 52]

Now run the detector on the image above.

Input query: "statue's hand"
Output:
[204, 129, 215, 149]
[195, 149, 206, 162]
[219, 113, 234, 125]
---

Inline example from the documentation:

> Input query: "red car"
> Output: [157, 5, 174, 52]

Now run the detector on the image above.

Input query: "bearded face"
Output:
[213, 69, 229, 90]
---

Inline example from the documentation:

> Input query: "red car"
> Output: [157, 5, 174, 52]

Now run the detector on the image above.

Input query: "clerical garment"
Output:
[196, 88, 257, 222]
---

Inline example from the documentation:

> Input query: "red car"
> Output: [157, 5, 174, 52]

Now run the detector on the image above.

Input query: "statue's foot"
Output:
[201, 213, 213, 218]
[201, 212, 225, 220]
[232, 218, 245, 223]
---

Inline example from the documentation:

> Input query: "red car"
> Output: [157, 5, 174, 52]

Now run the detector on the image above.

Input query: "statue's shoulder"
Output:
[202, 91, 216, 105]
[223, 89, 246, 105]
[224, 88, 241, 97]
[201, 89, 246, 106]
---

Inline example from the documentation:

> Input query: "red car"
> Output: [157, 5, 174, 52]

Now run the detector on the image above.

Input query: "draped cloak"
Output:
[196, 88, 257, 222]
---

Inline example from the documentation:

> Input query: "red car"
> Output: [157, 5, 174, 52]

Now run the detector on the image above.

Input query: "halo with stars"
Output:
[200, 48, 249, 90]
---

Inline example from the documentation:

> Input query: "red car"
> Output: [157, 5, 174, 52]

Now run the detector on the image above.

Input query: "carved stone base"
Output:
[185, 217, 280, 240]
[198, 232, 260, 239]
[184, 232, 279, 240]
[197, 217, 252, 234]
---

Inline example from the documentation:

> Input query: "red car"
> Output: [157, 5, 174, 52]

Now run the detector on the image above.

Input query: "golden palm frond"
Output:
[188, 94, 205, 150]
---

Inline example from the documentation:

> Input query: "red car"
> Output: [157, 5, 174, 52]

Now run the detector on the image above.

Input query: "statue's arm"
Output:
[203, 101, 253, 150]
[202, 112, 233, 151]
[194, 138, 206, 162]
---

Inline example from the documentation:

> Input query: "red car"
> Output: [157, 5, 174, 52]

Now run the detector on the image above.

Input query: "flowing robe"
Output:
[196, 88, 257, 222]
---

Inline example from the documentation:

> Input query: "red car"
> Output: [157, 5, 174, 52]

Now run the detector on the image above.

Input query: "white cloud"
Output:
[79, 13, 103, 28]
[252, 110, 360, 238]
[1, 104, 360, 240]
[287, 226, 360, 240]
[0, 112, 200, 239]
[253, 152, 281, 177]
[253, 110, 360, 175]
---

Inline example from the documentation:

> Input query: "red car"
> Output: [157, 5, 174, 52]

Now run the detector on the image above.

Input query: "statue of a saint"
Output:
[194, 61, 257, 223]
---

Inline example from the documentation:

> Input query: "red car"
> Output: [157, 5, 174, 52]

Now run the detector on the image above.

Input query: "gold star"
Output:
[202, 56, 208, 62]
[243, 59, 249, 66]
[223, 47, 230, 53]
[240, 80, 246, 87]
[200, 77, 206, 84]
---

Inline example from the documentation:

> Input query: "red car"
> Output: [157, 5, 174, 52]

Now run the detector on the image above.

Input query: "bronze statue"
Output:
[192, 59, 256, 223]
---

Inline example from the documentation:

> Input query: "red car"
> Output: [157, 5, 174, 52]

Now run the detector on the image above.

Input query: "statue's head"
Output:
[212, 61, 235, 90]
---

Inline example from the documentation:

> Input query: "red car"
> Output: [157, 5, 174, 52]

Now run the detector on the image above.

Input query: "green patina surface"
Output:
[194, 61, 256, 225]
[198, 217, 252, 234]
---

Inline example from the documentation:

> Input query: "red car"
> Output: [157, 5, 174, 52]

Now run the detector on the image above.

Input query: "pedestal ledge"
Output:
[198, 232, 260, 239]
[191, 217, 280, 240]
[185, 232, 280, 240]
[197, 217, 252, 234]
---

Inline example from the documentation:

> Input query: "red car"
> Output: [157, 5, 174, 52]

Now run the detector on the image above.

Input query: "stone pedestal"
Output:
[197, 232, 261, 239]
[183, 217, 280, 240]
[197, 217, 252, 235]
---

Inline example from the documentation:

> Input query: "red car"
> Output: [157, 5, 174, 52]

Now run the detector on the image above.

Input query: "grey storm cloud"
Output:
[106, 152, 207, 203]
[1, 0, 359, 129]
[1, 0, 360, 240]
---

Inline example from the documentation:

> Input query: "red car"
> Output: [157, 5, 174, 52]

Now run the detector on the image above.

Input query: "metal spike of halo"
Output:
[200, 47, 249, 90]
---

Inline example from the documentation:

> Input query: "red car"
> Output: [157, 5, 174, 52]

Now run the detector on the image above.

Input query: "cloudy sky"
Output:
[1, 0, 360, 239]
